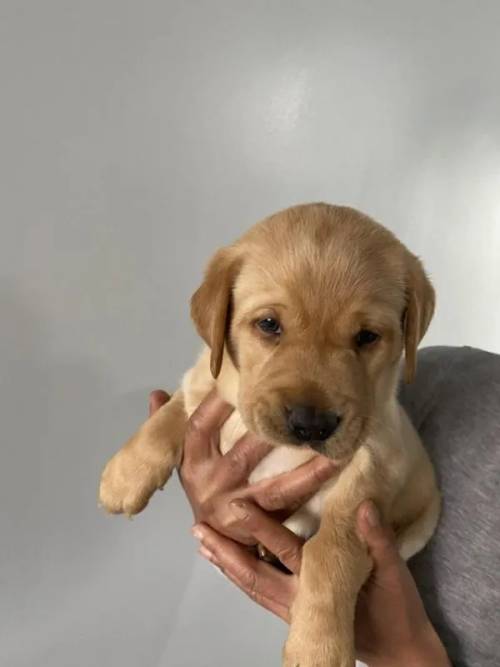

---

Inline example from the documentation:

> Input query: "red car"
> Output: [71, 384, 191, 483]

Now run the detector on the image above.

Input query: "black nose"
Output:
[286, 405, 341, 443]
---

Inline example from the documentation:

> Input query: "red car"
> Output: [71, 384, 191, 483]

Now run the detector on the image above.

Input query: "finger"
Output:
[229, 499, 304, 574]
[356, 500, 400, 568]
[215, 433, 273, 487]
[148, 390, 170, 416]
[251, 456, 338, 511]
[216, 560, 291, 622]
[184, 390, 234, 464]
[192, 523, 294, 622]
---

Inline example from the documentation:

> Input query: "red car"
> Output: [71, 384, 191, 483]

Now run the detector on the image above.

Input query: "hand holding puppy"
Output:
[149, 389, 337, 546]
[149, 391, 450, 667]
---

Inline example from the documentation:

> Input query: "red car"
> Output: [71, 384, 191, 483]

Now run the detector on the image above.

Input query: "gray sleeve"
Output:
[399, 346, 500, 667]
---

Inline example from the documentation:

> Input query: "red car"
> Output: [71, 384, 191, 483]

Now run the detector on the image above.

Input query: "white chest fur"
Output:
[222, 410, 334, 539]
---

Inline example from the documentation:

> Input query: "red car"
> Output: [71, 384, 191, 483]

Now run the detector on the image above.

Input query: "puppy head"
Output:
[191, 203, 435, 461]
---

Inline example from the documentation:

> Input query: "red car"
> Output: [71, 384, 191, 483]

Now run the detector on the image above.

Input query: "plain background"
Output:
[1, 2, 499, 666]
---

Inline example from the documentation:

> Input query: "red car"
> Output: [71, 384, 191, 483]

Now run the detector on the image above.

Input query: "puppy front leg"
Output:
[283, 518, 371, 667]
[99, 390, 187, 516]
[283, 449, 392, 667]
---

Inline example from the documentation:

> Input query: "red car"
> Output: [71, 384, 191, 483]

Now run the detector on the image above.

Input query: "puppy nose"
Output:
[286, 405, 341, 443]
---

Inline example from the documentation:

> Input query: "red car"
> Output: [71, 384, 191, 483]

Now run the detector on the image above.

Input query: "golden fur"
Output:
[99, 203, 440, 667]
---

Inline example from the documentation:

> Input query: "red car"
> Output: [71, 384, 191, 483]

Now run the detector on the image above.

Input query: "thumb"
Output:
[356, 500, 401, 570]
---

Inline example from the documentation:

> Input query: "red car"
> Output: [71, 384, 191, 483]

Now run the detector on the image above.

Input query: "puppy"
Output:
[99, 203, 440, 667]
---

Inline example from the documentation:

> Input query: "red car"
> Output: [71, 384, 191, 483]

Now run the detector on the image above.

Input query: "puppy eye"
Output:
[257, 317, 282, 335]
[355, 329, 380, 347]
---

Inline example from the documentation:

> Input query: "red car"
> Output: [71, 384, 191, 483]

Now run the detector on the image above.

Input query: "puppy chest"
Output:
[219, 411, 318, 481]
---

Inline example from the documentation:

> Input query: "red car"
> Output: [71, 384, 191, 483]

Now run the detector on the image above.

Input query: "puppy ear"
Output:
[403, 256, 435, 384]
[190, 248, 241, 378]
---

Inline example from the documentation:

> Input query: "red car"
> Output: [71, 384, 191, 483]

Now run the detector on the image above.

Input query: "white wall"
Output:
[1, 2, 499, 666]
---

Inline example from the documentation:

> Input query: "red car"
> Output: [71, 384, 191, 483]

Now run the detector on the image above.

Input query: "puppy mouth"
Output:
[249, 410, 365, 460]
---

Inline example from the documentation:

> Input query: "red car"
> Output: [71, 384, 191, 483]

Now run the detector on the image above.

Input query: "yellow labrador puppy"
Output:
[99, 203, 440, 667]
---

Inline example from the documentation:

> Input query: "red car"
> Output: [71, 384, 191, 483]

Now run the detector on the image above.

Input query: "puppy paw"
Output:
[99, 442, 177, 516]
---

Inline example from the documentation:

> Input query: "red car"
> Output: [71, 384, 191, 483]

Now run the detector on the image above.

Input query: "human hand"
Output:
[352, 503, 450, 666]
[190, 498, 451, 667]
[148, 389, 338, 545]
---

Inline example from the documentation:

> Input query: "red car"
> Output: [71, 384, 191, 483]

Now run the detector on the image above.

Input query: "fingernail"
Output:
[365, 502, 380, 527]
[230, 499, 249, 520]
[199, 545, 214, 561]
[192, 524, 204, 540]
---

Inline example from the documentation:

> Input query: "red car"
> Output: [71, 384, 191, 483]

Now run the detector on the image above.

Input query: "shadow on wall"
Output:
[0, 284, 194, 667]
